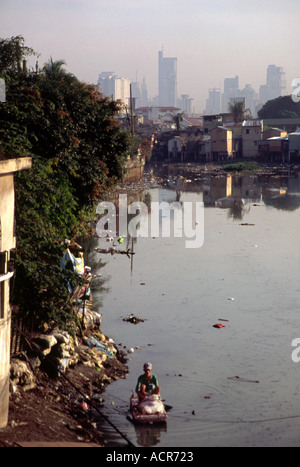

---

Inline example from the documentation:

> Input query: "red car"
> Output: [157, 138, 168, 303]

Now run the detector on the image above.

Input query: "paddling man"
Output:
[136, 362, 160, 402]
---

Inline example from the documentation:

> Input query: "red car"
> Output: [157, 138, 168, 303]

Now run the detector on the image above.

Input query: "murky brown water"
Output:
[85, 166, 300, 447]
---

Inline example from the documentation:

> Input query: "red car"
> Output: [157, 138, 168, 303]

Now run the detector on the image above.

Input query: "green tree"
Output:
[0, 36, 130, 331]
[43, 57, 68, 79]
[228, 101, 251, 123]
[0, 35, 37, 75]
[173, 112, 184, 131]
[14, 157, 80, 330]
[258, 95, 300, 119]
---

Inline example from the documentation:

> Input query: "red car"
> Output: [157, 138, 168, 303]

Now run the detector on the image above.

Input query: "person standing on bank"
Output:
[136, 363, 160, 402]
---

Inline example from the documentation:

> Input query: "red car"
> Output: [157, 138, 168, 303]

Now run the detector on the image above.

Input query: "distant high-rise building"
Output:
[141, 78, 149, 107]
[131, 81, 142, 109]
[158, 49, 177, 107]
[222, 76, 239, 112]
[240, 84, 259, 117]
[178, 94, 193, 115]
[131, 78, 149, 108]
[204, 88, 221, 114]
[259, 65, 286, 105]
[97, 72, 131, 108]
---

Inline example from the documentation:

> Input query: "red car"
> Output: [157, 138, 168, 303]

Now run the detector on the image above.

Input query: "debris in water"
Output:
[228, 376, 259, 383]
[123, 314, 145, 325]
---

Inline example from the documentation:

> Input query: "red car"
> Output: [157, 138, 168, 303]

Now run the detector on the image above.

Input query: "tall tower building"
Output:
[97, 72, 131, 108]
[158, 49, 177, 107]
[259, 65, 286, 105]
[222, 76, 239, 112]
[204, 88, 221, 114]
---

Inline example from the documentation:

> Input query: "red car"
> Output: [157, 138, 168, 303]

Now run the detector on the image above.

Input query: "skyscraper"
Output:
[222, 76, 239, 112]
[204, 88, 221, 114]
[97, 72, 131, 108]
[259, 65, 286, 105]
[158, 49, 177, 107]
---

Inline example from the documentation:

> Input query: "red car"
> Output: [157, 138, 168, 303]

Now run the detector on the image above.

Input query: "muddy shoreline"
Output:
[0, 343, 129, 447]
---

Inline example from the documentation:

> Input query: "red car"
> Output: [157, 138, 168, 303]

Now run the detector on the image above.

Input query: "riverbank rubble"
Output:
[1, 326, 129, 447]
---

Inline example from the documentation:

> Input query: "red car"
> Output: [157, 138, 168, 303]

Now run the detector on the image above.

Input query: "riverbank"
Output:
[0, 159, 298, 447]
[0, 340, 129, 447]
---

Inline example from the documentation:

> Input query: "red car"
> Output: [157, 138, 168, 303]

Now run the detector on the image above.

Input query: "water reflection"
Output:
[89, 167, 300, 273]
[134, 424, 167, 447]
[158, 167, 300, 217]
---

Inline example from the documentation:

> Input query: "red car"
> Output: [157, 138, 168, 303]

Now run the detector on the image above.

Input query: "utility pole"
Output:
[130, 84, 134, 135]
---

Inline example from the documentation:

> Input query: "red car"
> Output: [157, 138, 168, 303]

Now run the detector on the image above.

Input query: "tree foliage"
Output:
[258, 95, 300, 119]
[228, 101, 251, 123]
[0, 36, 130, 331]
[0, 35, 38, 75]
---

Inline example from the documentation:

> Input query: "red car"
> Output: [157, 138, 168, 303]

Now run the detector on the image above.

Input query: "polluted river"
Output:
[83, 164, 300, 447]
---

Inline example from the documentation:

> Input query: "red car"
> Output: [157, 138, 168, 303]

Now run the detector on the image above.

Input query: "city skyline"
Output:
[0, 0, 299, 113]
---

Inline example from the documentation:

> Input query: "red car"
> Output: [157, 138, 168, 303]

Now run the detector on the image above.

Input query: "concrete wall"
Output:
[123, 156, 145, 182]
[0, 157, 31, 428]
[211, 127, 233, 156]
[0, 174, 16, 252]
[0, 281, 11, 429]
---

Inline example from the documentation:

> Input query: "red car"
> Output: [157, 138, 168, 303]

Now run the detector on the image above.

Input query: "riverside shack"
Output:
[0, 157, 32, 428]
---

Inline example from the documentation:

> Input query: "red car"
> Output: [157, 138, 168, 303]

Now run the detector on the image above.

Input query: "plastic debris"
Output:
[228, 376, 259, 383]
[83, 335, 114, 358]
[79, 401, 89, 412]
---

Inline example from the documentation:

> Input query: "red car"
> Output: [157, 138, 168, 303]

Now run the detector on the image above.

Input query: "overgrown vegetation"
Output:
[223, 161, 261, 172]
[258, 95, 300, 119]
[0, 36, 134, 331]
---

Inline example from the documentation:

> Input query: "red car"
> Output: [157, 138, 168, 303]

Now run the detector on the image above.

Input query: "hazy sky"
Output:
[1, 0, 299, 112]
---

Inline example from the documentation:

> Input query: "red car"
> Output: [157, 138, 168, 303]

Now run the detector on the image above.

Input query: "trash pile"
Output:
[10, 329, 120, 390]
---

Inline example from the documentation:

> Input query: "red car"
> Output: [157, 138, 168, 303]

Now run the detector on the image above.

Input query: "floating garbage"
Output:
[228, 376, 259, 383]
[127, 348, 135, 354]
[123, 314, 145, 324]
[213, 324, 226, 329]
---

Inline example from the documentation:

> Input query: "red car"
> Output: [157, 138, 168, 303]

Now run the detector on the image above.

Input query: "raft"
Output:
[130, 395, 167, 425]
